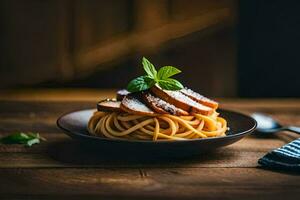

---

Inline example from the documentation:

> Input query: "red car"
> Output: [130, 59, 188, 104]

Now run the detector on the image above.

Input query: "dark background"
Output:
[0, 0, 299, 97]
[239, 0, 300, 97]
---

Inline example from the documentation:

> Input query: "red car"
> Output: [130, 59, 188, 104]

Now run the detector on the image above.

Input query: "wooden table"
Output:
[0, 89, 300, 200]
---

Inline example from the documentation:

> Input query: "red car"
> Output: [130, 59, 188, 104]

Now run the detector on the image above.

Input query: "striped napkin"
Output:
[258, 138, 300, 171]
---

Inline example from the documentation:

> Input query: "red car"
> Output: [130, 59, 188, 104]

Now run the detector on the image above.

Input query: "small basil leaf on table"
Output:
[0, 133, 29, 144]
[0, 132, 45, 147]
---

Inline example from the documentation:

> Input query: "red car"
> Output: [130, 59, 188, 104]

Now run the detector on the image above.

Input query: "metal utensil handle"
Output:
[285, 126, 300, 134]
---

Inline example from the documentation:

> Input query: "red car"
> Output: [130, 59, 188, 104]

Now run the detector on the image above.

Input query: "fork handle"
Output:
[284, 126, 300, 134]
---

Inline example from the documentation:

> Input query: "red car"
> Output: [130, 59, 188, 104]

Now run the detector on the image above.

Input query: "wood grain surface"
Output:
[0, 89, 299, 200]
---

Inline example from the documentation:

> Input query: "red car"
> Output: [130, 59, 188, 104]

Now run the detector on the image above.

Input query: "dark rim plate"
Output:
[57, 109, 256, 153]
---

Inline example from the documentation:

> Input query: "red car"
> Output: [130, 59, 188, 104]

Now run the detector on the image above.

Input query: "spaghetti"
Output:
[88, 111, 227, 141]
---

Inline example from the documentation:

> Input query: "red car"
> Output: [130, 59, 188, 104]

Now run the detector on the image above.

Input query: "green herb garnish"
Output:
[127, 57, 183, 92]
[0, 132, 46, 147]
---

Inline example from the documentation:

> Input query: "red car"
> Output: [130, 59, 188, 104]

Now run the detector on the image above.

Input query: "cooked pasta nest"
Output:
[88, 111, 227, 141]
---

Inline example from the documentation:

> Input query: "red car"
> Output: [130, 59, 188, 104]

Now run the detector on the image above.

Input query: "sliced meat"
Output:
[150, 85, 213, 115]
[116, 89, 130, 101]
[121, 94, 156, 116]
[181, 87, 218, 109]
[142, 92, 189, 116]
[97, 99, 122, 112]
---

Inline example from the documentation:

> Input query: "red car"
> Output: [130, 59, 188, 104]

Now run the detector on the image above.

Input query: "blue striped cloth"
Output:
[258, 138, 300, 171]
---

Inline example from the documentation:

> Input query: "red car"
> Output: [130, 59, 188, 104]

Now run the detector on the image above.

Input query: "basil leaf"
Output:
[0, 132, 45, 147]
[127, 76, 155, 92]
[158, 78, 183, 90]
[0, 133, 29, 144]
[142, 57, 157, 79]
[157, 66, 181, 80]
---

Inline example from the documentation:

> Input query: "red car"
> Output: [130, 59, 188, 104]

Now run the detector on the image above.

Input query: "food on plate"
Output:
[88, 57, 227, 141]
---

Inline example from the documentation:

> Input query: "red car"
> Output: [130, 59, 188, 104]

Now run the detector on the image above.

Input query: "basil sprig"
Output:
[127, 57, 183, 92]
[0, 132, 46, 147]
